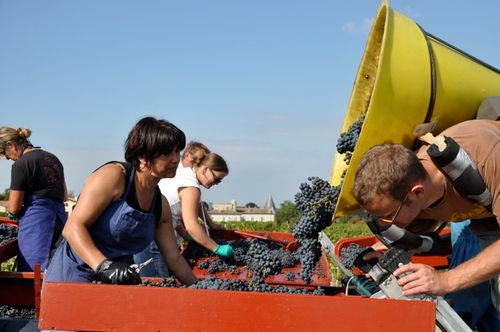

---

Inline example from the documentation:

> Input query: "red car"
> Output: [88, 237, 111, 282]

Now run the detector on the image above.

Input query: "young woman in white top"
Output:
[134, 152, 231, 277]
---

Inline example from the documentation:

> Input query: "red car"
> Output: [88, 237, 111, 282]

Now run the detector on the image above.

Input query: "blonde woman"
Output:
[135, 152, 230, 277]
[0, 126, 67, 272]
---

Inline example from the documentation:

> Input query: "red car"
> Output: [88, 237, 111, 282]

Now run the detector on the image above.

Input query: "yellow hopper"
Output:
[331, 0, 500, 218]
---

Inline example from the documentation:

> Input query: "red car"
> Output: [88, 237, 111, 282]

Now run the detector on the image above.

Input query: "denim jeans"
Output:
[446, 220, 500, 331]
[133, 241, 169, 277]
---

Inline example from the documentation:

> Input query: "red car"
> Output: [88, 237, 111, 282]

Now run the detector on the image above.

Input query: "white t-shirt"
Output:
[158, 162, 200, 229]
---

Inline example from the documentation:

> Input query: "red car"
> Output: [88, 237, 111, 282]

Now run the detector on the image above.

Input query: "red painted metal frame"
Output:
[0, 216, 17, 225]
[39, 281, 436, 331]
[183, 229, 332, 287]
[0, 270, 42, 311]
[334, 229, 451, 276]
[0, 225, 438, 330]
[34, 264, 42, 318]
[0, 216, 43, 318]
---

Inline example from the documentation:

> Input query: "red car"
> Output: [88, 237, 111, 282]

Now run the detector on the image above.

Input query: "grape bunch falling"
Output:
[336, 115, 365, 156]
[289, 113, 365, 283]
[292, 176, 341, 283]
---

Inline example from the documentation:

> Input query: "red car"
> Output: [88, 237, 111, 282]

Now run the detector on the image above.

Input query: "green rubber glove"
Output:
[214, 244, 234, 257]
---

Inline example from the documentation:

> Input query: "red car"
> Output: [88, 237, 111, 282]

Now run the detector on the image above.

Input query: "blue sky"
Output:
[1, 1, 499, 207]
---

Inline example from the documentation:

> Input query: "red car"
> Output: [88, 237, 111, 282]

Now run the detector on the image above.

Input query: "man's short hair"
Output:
[354, 144, 427, 206]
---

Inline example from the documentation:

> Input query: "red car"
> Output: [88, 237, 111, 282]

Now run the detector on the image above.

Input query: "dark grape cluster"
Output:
[199, 260, 209, 270]
[244, 238, 284, 283]
[190, 277, 250, 292]
[297, 238, 322, 284]
[189, 276, 324, 295]
[141, 277, 179, 288]
[207, 258, 230, 274]
[274, 248, 299, 268]
[140, 276, 325, 295]
[0, 305, 35, 318]
[343, 151, 352, 165]
[293, 177, 339, 219]
[340, 243, 367, 270]
[170, 227, 331, 295]
[231, 239, 251, 264]
[336, 114, 365, 154]
[184, 237, 309, 288]
[292, 176, 342, 283]
[0, 224, 17, 245]
[222, 238, 299, 284]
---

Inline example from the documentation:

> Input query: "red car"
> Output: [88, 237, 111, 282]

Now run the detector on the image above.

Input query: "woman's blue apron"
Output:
[44, 168, 157, 283]
[17, 195, 67, 272]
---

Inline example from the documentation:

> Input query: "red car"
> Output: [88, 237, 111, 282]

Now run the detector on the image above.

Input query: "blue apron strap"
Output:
[122, 166, 136, 199]
[150, 188, 158, 214]
[123, 166, 158, 215]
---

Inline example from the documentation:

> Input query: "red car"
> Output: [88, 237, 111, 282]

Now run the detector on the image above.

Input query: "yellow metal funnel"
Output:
[331, 0, 500, 218]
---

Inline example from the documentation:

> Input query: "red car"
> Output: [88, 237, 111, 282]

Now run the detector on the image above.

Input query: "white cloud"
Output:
[342, 18, 374, 34]
[401, 6, 422, 19]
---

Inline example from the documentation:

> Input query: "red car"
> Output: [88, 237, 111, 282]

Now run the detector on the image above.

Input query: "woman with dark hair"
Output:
[0, 126, 67, 272]
[44, 117, 197, 285]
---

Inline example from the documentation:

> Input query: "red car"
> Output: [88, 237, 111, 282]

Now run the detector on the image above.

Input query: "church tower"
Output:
[262, 193, 276, 212]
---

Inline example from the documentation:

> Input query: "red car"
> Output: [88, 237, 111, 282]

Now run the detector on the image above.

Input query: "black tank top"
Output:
[103, 161, 162, 224]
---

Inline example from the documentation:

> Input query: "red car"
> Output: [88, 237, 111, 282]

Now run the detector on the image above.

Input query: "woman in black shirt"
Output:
[0, 126, 67, 271]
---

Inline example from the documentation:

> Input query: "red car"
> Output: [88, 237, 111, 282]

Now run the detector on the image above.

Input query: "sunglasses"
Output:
[379, 191, 409, 224]
[209, 168, 224, 184]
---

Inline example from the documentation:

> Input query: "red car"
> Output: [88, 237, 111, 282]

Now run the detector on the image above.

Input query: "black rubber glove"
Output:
[96, 259, 142, 285]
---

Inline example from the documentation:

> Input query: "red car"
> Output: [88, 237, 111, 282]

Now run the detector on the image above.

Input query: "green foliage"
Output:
[323, 221, 372, 243]
[333, 215, 352, 224]
[0, 188, 9, 201]
[274, 200, 299, 225]
[219, 217, 371, 239]
[1, 257, 16, 272]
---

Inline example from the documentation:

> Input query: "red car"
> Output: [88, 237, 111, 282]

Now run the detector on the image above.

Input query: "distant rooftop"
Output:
[208, 195, 276, 222]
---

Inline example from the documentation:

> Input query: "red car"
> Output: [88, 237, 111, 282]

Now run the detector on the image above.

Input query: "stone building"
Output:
[208, 194, 276, 222]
